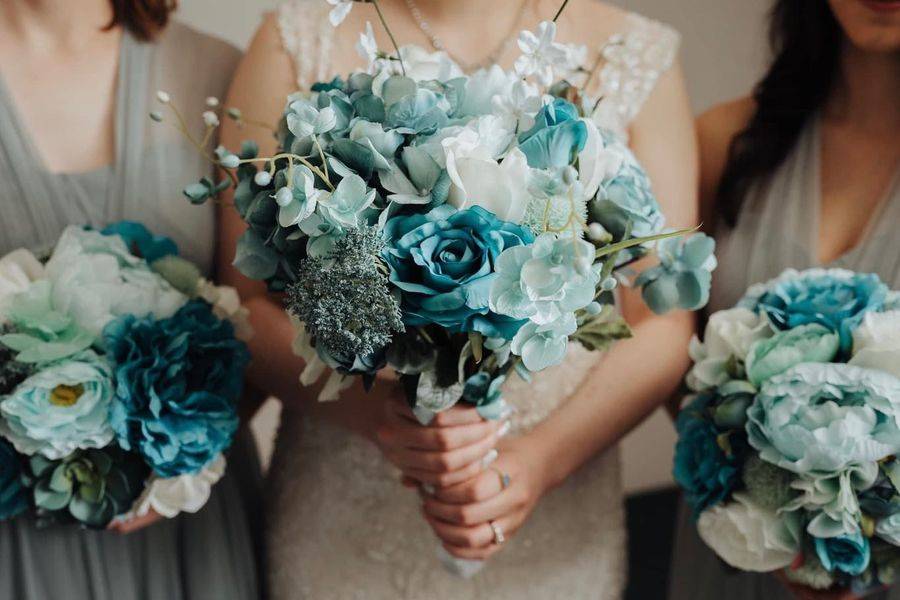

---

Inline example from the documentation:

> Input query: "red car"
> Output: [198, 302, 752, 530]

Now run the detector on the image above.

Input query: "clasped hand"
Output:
[373, 396, 552, 560]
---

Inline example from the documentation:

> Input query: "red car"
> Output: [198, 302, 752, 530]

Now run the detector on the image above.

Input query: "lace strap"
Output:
[276, 0, 337, 91]
[589, 13, 681, 140]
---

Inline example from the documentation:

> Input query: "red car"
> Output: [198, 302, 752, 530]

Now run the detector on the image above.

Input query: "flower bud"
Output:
[219, 153, 240, 169]
[149, 111, 164, 123]
[205, 96, 220, 108]
[274, 187, 294, 207]
[588, 222, 608, 241]
[202, 111, 220, 127]
[254, 171, 273, 187]
[584, 301, 603, 316]
[156, 90, 170, 104]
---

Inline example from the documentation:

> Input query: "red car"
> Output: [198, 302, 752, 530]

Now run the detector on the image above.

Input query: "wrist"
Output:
[507, 432, 563, 494]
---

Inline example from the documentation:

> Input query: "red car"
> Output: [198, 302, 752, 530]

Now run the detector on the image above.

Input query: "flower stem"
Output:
[552, 0, 571, 22]
[370, 0, 406, 76]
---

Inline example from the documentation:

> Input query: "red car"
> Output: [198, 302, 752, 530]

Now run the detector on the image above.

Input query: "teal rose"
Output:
[382, 204, 533, 339]
[815, 532, 870, 576]
[746, 363, 900, 474]
[517, 98, 587, 169]
[744, 323, 840, 386]
[0, 352, 114, 460]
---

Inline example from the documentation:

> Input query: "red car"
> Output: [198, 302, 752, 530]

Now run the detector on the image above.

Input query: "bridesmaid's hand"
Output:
[373, 396, 506, 488]
[775, 570, 860, 600]
[107, 509, 163, 534]
[420, 436, 552, 560]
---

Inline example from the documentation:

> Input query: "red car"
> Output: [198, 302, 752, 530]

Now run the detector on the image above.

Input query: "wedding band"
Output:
[489, 466, 511, 490]
[489, 520, 505, 545]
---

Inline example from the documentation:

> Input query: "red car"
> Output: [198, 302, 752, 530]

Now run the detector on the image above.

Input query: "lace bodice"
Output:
[277, 1, 680, 140]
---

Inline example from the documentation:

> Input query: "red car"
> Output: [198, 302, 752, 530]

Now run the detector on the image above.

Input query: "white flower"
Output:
[442, 118, 531, 223]
[491, 79, 542, 131]
[849, 310, 900, 380]
[0, 249, 44, 317]
[687, 308, 773, 391]
[124, 455, 226, 519]
[784, 463, 877, 538]
[356, 21, 379, 69]
[372, 45, 463, 93]
[514, 21, 570, 86]
[196, 280, 253, 341]
[326, 0, 353, 27]
[576, 118, 626, 201]
[562, 43, 588, 74]
[202, 110, 220, 128]
[697, 492, 801, 572]
[458, 65, 518, 117]
[155, 90, 170, 104]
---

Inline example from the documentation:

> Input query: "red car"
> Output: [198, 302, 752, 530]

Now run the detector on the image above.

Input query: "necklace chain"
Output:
[403, 0, 529, 72]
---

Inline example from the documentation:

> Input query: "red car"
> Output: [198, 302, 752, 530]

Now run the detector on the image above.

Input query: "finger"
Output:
[402, 454, 488, 487]
[381, 419, 503, 452]
[423, 487, 515, 526]
[387, 396, 419, 423]
[430, 405, 486, 427]
[423, 514, 494, 549]
[391, 432, 498, 473]
[110, 510, 162, 534]
[441, 541, 502, 561]
[434, 468, 506, 504]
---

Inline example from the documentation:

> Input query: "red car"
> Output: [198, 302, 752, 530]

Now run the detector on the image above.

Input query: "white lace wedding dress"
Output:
[267, 3, 680, 598]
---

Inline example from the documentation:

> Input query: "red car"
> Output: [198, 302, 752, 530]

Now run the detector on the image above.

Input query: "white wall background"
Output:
[176, 0, 771, 492]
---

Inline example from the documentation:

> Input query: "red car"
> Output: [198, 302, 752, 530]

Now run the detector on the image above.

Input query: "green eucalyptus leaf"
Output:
[330, 139, 375, 181]
[381, 76, 417, 107]
[233, 229, 279, 281]
[183, 181, 211, 205]
[239, 140, 259, 159]
[353, 92, 386, 122]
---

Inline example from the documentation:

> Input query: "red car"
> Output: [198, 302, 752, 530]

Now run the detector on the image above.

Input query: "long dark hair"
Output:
[717, 0, 842, 227]
[106, 0, 178, 41]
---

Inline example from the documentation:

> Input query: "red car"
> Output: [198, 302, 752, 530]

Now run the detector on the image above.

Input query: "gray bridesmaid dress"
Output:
[0, 23, 262, 600]
[668, 118, 900, 599]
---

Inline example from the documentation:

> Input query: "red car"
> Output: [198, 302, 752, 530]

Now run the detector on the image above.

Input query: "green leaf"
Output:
[239, 139, 260, 159]
[381, 75, 417, 107]
[594, 226, 699, 260]
[330, 139, 375, 181]
[353, 92, 386, 123]
[573, 309, 633, 352]
[233, 229, 280, 281]
[183, 181, 211, 205]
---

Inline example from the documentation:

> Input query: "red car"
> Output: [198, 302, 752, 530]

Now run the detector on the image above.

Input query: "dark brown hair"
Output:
[106, 0, 179, 41]
[716, 0, 841, 227]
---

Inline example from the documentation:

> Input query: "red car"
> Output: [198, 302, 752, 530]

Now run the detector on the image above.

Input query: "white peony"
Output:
[849, 310, 900, 380]
[0, 249, 44, 316]
[196, 280, 253, 341]
[125, 455, 226, 519]
[687, 308, 773, 391]
[577, 118, 626, 201]
[697, 492, 801, 572]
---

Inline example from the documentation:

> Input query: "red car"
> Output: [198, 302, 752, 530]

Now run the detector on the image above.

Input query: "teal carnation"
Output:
[517, 98, 587, 169]
[746, 363, 900, 475]
[382, 204, 533, 339]
[815, 532, 870, 576]
[0, 352, 114, 460]
[105, 300, 249, 477]
[0, 438, 28, 520]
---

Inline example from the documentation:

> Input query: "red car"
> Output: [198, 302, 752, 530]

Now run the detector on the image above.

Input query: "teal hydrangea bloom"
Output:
[101, 221, 178, 264]
[636, 233, 717, 314]
[589, 145, 664, 240]
[739, 269, 888, 355]
[0, 352, 114, 460]
[382, 204, 533, 339]
[815, 532, 871, 576]
[490, 233, 599, 326]
[746, 363, 900, 475]
[319, 173, 376, 229]
[0, 438, 28, 520]
[517, 98, 587, 169]
[744, 323, 840, 386]
[510, 312, 578, 371]
[105, 301, 249, 477]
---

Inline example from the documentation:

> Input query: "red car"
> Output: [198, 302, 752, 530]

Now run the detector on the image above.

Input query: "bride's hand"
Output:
[373, 396, 506, 488]
[420, 436, 551, 560]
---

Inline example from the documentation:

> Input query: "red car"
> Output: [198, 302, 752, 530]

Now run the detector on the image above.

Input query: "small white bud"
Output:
[588, 223, 608, 241]
[202, 110, 220, 127]
[149, 111, 164, 123]
[275, 187, 294, 207]
[254, 171, 273, 186]
[219, 153, 240, 169]
[156, 90, 171, 104]
[601, 277, 617, 291]
[226, 107, 243, 120]
[584, 301, 603, 316]
[205, 96, 220, 108]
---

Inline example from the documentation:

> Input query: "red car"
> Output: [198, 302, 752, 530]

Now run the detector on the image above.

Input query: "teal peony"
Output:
[0, 352, 114, 460]
[0, 438, 28, 520]
[740, 268, 888, 355]
[490, 233, 599, 327]
[746, 363, 900, 475]
[588, 147, 664, 241]
[105, 301, 249, 477]
[744, 323, 840, 386]
[517, 98, 587, 169]
[815, 532, 870, 576]
[382, 204, 533, 339]
[636, 233, 717, 314]
[101, 221, 178, 264]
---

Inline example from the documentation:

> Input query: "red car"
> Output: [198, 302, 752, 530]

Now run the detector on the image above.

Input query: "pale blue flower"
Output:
[815, 532, 870, 576]
[349, 120, 403, 171]
[285, 98, 337, 138]
[0, 352, 114, 460]
[277, 165, 329, 228]
[490, 233, 599, 325]
[379, 145, 450, 206]
[517, 98, 587, 170]
[785, 463, 878, 538]
[744, 324, 839, 386]
[385, 88, 450, 136]
[589, 149, 664, 240]
[746, 363, 900, 475]
[319, 173, 376, 229]
[510, 312, 577, 371]
[636, 233, 717, 314]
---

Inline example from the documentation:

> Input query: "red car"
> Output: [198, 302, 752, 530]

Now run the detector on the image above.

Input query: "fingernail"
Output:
[480, 448, 499, 469]
[497, 420, 512, 438]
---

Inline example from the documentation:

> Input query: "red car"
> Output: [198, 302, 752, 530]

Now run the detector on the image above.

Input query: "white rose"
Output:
[697, 492, 801, 572]
[125, 455, 226, 519]
[848, 310, 900, 380]
[577, 118, 625, 201]
[0, 249, 44, 316]
[686, 308, 772, 391]
[196, 279, 253, 341]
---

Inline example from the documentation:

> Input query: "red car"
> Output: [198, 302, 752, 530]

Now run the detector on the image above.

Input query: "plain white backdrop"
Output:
[175, 0, 771, 492]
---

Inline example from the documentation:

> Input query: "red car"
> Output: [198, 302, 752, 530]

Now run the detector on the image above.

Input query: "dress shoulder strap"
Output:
[276, 0, 337, 91]
[589, 13, 681, 140]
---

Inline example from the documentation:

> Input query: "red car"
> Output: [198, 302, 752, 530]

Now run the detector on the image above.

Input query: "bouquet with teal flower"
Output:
[0, 223, 252, 529]
[675, 267, 900, 595]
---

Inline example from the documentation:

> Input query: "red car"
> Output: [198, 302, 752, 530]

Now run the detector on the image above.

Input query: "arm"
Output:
[423, 61, 701, 558]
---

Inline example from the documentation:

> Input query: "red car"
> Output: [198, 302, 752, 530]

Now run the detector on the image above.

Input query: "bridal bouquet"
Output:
[170, 0, 714, 423]
[0, 223, 251, 528]
[675, 268, 900, 594]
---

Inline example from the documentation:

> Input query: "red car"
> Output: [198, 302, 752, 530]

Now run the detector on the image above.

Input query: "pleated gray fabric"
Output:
[669, 119, 900, 599]
[0, 22, 263, 600]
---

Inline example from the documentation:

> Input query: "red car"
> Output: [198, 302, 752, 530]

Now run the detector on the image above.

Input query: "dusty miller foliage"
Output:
[286, 227, 404, 358]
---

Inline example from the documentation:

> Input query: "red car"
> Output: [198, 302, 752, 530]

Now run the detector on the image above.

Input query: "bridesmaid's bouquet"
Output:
[169, 0, 715, 423]
[0, 223, 251, 529]
[675, 268, 900, 595]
